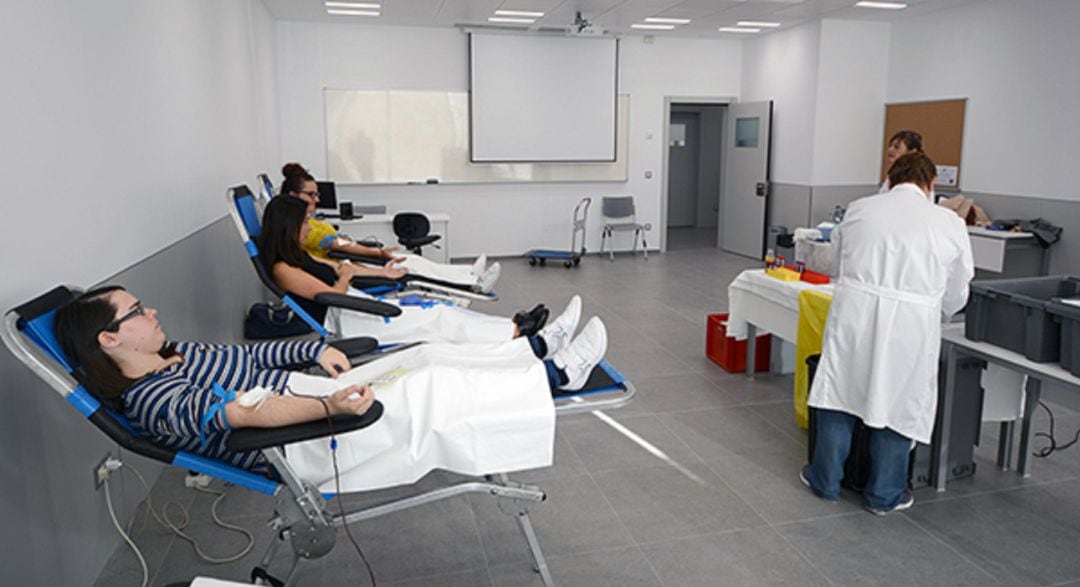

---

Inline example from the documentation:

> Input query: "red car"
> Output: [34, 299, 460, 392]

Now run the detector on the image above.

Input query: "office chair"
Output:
[393, 212, 442, 255]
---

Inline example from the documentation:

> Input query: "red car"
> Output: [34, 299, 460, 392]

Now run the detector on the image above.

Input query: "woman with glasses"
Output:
[281, 163, 501, 293]
[54, 286, 609, 480]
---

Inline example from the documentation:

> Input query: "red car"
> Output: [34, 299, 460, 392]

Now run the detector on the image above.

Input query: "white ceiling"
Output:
[261, 0, 986, 37]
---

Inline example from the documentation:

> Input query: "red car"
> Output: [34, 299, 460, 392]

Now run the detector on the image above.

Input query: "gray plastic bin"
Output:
[1047, 300, 1080, 377]
[965, 276, 1080, 362]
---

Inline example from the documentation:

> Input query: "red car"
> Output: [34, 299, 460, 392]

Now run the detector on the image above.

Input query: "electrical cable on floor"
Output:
[1033, 400, 1080, 458]
[103, 475, 149, 587]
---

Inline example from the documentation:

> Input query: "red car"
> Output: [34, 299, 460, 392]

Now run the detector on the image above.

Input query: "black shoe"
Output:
[513, 304, 549, 336]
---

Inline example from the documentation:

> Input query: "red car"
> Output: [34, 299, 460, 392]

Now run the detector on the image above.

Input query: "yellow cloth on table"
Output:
[794, 289, 833, 429]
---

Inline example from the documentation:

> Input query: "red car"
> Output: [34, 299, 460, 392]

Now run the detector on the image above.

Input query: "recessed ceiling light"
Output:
[737, 21, 781, 28]
[645, 17, 691, 25]
[325, 2, 380, 8]
[494, 10, 544, 18]
[719, 27, 761, 33]
[632, 23, 676, 30]
[855, 1, 907, 9]
[327, 9, 380, 16]
[488, 16, 536, 23]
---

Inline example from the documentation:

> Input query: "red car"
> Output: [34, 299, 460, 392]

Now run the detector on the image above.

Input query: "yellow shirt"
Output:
[303, 216, 338, 259]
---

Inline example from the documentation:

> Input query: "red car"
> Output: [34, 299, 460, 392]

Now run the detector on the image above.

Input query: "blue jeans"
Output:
[806, 408, 912, 510]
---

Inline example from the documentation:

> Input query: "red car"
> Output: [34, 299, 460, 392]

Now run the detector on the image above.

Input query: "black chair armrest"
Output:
[314, 292, 402, 317]
[226, 401, 384, 452]
[350, 276, 400, 289]
[327, 250, 388, 266]
[327, 336, 379, 359]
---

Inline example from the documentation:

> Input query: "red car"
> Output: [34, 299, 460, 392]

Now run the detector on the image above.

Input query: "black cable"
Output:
[1033, 400, 1080, 458]
[287, 387, 378, 586]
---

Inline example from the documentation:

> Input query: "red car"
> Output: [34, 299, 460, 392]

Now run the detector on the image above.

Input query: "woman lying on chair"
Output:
[281, 163, 501, 293]
[54, 287, 608, 477]
[260, 195, 583, 352]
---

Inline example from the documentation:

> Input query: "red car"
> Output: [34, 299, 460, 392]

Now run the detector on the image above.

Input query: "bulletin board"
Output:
[881, 98, 966, 188]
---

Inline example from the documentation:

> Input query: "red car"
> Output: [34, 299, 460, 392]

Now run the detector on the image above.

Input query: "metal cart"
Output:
[526, 197, 591, 269]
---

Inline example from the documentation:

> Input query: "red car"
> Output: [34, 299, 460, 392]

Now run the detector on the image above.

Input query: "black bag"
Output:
[244, 302, 312, 340]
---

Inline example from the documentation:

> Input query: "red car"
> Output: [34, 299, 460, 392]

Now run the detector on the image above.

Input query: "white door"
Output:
[721, 101, 772, 258]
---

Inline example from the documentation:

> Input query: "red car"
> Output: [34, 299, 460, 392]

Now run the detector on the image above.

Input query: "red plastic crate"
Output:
[705, 313, 771, 373]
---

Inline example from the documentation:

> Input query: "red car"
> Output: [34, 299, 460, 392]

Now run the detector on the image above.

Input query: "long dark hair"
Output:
[259, 196, 310, 268]
[54, 286, 175, 410]
[281, 162, 314, 197]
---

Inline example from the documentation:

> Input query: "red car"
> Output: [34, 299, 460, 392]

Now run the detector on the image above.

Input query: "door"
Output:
[721, 101, 772, 258]
[667, 112, 700, 227]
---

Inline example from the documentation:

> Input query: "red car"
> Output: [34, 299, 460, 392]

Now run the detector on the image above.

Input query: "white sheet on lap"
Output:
[332, 288, 513, 344]
[282, 338, 555, 492]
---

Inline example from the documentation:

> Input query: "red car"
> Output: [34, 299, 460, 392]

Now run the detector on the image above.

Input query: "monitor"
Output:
[316, 181, 337, 209]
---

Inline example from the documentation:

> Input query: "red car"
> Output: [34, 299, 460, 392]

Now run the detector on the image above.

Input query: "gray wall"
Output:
[0, 216, 265, 585]
[696, 107, 724, 229]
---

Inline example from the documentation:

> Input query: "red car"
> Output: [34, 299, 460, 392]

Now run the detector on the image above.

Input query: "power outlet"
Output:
[93, 452, 112, 490]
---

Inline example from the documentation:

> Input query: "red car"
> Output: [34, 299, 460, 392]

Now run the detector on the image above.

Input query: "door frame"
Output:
[660, 96, 734, 253]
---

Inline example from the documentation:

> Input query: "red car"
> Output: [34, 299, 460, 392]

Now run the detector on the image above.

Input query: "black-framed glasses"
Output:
[298, 190, 320, 198]
[101, 302, 146, 333]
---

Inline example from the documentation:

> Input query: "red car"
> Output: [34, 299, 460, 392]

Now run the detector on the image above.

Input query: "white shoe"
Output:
[478, 261, 500, 293]
[553, 317, 607, 391]
[472, 253, 488, 277]
[539, 295, 581, 359]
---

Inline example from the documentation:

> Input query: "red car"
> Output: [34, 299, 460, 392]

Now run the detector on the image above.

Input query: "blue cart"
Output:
[527, 197, 591, 269]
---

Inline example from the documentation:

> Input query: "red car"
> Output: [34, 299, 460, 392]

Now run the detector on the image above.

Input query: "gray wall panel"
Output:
[0, 216, 265, 585]
[809, 184, 878, 225]
[768, 183, 811, 231]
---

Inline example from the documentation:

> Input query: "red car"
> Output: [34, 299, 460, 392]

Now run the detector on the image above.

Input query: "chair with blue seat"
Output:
[599, 196, 651, 261]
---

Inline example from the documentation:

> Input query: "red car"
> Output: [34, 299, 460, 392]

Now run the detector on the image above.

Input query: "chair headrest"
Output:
[232, 185, 262, 239]
[393, 213, 431, 238]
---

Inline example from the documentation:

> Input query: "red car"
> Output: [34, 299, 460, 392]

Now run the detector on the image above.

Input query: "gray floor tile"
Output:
[489, 546, 663, 587]
[593, 462, 767, 543]
[150, 522, 278, 586]
[661, 406, 805, 461]
[640, 527, 831, 586]
[604, 345, 688, 381]
[470, 474, 634, 568]
[777, 511, 998, 586]
[622, 371, 745, 415]
[559, 413, 702, 474]
[383, 566, 493, 586]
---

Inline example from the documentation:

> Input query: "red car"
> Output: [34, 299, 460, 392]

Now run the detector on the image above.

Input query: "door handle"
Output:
[755, 182, 768, 197]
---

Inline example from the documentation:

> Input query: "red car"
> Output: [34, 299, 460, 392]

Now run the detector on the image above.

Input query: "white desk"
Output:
[332, 213, 451, 264]
[726, 269, 833, 377]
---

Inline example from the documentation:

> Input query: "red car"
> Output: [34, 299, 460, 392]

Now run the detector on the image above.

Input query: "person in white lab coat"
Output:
[802, 152, 974, 515]
[877, 129, 924, 193]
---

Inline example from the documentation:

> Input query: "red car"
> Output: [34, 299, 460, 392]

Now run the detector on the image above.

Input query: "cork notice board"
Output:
[882, 98, 966, 188]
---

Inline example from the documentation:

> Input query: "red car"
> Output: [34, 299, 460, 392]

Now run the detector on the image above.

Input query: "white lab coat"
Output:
[808, 183, 974, 443]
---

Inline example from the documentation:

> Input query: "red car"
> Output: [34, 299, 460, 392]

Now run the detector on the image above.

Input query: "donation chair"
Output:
[393, 212, 441, 256]
[599, 196, 651, 261]
[5, 287, 637, 586]
[248, 181, 496, 304]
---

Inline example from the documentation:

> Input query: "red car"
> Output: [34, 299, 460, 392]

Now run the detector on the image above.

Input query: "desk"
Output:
[937, 324, 1080, 491]
[726, 269, 833, 378]
[967, 227, 1047, 277]
[334, 213, 451, 264]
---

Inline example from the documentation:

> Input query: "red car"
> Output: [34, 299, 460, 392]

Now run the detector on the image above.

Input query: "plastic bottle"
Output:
[764, 248, 776, 269]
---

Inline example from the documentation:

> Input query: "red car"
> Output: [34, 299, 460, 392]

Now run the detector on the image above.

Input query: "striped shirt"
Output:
[123, 339, 327, 471]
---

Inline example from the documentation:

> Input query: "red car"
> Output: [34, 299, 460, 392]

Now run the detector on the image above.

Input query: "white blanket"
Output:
[330, 287, 513, 344]
[283, 338, 555, 492]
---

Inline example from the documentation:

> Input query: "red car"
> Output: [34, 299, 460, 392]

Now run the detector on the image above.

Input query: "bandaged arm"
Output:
[224, 385, 375, 429]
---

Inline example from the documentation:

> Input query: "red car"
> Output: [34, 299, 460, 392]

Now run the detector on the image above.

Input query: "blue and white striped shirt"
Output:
[123, 339, 327, 471]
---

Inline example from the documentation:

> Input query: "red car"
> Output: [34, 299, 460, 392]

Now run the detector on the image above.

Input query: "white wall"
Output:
[0, 1, 279, 583]
[887, 0, 1080, 200]
[276, 24, 740, 257]
[740, 21, 822, 185]
[811, 19, 890, 185]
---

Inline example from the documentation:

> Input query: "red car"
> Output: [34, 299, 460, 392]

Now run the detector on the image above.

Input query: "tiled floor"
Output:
[95, 246, 1080, 586]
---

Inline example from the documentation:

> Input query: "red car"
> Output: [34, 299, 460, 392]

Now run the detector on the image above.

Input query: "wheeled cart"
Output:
[526, 197, 591, 269]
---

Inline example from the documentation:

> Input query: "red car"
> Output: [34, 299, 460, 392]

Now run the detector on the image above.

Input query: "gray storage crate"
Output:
[1047, 299, 1080, 377]
[965, 276, 1080, 362]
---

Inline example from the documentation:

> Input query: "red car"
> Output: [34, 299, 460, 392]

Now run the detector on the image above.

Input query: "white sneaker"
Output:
[553, 317, 607, 391]
[472, 253, 488, 277]
[539, 295, 581, 359]
[478, 261, 501, 293]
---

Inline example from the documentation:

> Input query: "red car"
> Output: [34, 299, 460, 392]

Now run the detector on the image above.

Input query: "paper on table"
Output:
[1059, 298, 1080, 308]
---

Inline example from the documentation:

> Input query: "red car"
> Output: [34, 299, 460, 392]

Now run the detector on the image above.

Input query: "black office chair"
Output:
[393, 212, 442, 255]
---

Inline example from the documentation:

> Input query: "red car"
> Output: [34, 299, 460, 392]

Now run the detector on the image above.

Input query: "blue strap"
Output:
[319, 234, 338, 250]
[397, 295, 453, 310]
[200, 383, 236, 448]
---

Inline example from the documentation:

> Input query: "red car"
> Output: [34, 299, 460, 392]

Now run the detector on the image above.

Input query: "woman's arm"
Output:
[272, 257, 352, 298]
[225, 385, 375, 428]
[244, 339, 328, 370]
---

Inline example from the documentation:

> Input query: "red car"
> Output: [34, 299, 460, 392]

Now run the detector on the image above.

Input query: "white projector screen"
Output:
[469, 33, 618, 163]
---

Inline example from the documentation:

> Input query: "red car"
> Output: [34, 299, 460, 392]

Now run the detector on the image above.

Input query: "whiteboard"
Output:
[325, 90, 628, 185]
[469, 33, 618, 162]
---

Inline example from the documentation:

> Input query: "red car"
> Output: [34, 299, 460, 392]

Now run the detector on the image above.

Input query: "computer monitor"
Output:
[316, 181, 337, 209]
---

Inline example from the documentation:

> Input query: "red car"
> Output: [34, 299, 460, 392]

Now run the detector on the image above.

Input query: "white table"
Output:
[726, 269, 833, 378]
[938, 323, 1080, 491]
[332, 212, 451, 264]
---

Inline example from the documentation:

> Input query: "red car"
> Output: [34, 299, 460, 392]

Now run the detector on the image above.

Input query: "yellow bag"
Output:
[794, 289, 833, 429]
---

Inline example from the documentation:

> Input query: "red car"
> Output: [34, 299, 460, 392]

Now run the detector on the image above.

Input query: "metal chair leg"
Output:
[515, 510, 554, 586]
